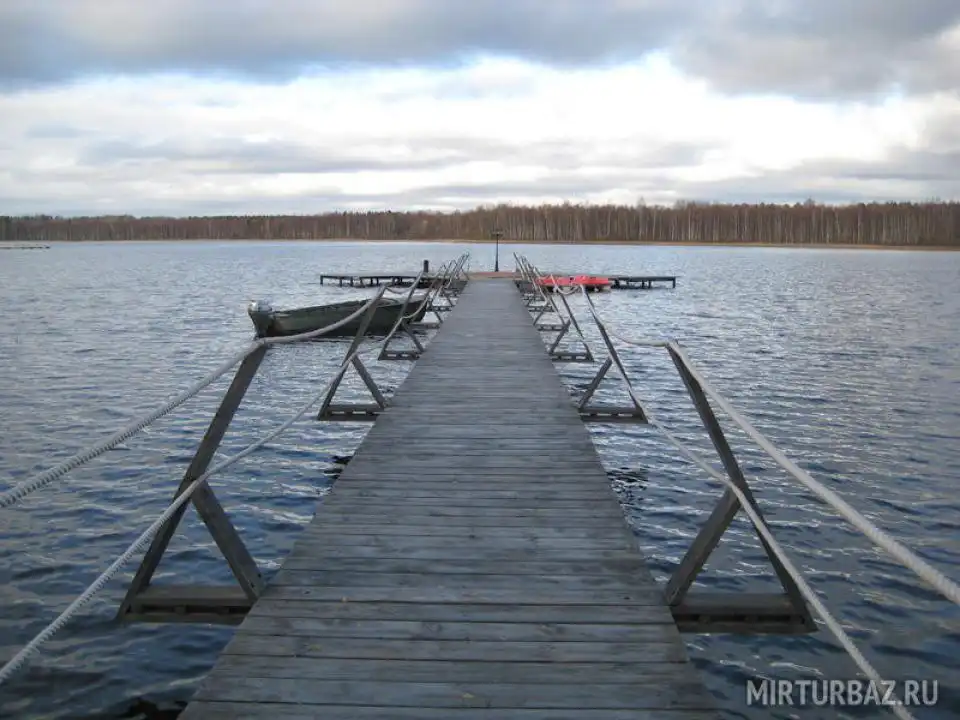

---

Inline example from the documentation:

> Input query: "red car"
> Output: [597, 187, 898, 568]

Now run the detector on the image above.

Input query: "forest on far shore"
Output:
[2, 200, 958, 246]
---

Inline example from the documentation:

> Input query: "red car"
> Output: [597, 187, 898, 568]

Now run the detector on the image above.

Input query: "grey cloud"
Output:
[0, 1, 957, 98]
[672, 1, 960, 99]
[23, 124, 91, 140]
[68, 136, 710, 177]
[676, 153, 960, 206]
[0, 0, 699, 88]
[4, 146, 957, 218]
[74, 138, 470, 175]
[3, 101, 958, 216]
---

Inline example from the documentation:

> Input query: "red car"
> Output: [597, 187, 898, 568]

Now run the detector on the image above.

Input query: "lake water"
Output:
[0, 241, 958, 719]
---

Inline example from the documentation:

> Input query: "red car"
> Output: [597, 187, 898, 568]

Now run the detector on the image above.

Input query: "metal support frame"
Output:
[415, 254, 468, 329]
[379, 272, 440, 361]
[575, 315, 647, 423]
[118, 347, 269, 623]
[512, 253, 814, 634]
[116, 255, 469, 625]
[547, 285, 646, 422]
[545, 289, 594, 363]
[424, 254, 467, 318]
[514, 257, 594, 364]
[317, 294, 389, 422]
[514, 254, 594, 363]
[664, 344, 814, 633]
[318, 252, 469, 416]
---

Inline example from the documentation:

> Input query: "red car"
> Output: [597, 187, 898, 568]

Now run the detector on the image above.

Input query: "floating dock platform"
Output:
[534, 273, 677, 290]
[320, 272, 676, 290]
[608, 275, 677, 289]
[319, 272, 422, 287]
[177, 278, 718, 719]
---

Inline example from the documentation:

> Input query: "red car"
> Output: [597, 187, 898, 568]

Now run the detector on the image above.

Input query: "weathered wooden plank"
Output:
[181, 702, 722, 720]
[181, 279, 716, 718]
[278, 557, 653, 576]
[301, 524, 635, 540]
[222, 635, 690, 663]
[315, 499, 624, 515]
[343, 463, 606, 473]
[289, 533, 636, 552]
[333, 467, 610, 475]
[238, 617, 681, 643]
[192, 676, 712, 709]
[330, 475, 610, 484]
[273, 543, 642, 562]
[245, 601, 675, 624]
[204, 656, 698, 682]
[360, 426, 588, 437]
[348, 451, 600, 460]
[269, 570, 650, 592]
[325, 491, 620, 503]
[259, 585, 667, 605]
[310, 510, 625, 527]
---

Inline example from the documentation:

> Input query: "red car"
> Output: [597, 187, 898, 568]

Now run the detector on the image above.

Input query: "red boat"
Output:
[536, 274, 611, 292]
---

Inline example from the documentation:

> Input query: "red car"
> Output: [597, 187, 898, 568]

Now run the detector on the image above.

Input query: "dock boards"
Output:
[179, 279, 717, 719]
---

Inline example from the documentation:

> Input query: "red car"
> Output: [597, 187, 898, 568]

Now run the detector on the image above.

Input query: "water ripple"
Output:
[1, 242, 958, 719]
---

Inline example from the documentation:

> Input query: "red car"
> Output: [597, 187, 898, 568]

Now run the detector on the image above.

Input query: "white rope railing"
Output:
[647, 416, 916, 720]
[0, 257, 468, 684]
[512, 254, 953, 719]
[0, 252, 470, 510]
[576, 287, 960, 608]
[0, 327, 397, 685]
[667, 341, 960, 608]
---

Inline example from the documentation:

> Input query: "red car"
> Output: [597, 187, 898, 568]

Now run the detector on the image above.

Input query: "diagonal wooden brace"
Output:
[663, 345, 811, 627]
[117, 346, 268, 620]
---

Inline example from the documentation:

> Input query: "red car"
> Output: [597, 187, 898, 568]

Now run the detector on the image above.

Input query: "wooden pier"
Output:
[317, 271, 675, 291]
[319, 272, 421, 287]
[179, 278, 718, 719]
[608, 275, 677, 290]
[537, 273, 677, 290]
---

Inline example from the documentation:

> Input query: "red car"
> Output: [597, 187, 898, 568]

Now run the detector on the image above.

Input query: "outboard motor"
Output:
[247, 300, 274, 315]
[247, 300, 275, 337]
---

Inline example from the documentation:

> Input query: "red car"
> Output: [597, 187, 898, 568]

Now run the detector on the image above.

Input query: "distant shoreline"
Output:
[2, 238, 957, 251]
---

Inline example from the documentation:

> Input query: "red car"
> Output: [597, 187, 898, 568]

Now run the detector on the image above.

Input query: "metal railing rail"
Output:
[317, 254, 469, 421]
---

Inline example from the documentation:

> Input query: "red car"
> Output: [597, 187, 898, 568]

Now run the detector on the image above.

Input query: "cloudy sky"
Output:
[1, 0, 959, 216]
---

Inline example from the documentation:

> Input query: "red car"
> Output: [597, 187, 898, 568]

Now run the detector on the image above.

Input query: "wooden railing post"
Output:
[117, 346, 268, 619]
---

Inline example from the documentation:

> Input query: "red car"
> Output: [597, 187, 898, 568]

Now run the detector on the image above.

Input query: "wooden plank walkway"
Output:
[180, 279, 717, 719]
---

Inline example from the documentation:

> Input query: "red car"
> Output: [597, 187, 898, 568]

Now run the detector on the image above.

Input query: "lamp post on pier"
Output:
[491, 228, 503, 272]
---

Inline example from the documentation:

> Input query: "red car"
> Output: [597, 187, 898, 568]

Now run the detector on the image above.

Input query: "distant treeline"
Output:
[2, 201, 958, 246]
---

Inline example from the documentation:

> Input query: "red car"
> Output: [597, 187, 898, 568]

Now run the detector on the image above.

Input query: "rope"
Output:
[577, 287, 960, 608]
[669, 341, 960, 608]
[647, 416, 915, 720]
[513, 253, 946, 717]
[0, 344, 256, 509]
[533, 273, 916, 718]
[0, 288, 389, 509]
[0, 344, 355, 685]
[0, 264, 464, 684]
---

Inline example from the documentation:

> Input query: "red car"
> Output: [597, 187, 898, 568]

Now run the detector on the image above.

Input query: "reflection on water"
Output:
[1, 241, 958, 719]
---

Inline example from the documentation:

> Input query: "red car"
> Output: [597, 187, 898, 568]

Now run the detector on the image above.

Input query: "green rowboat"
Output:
[248, 295, 428, 338]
